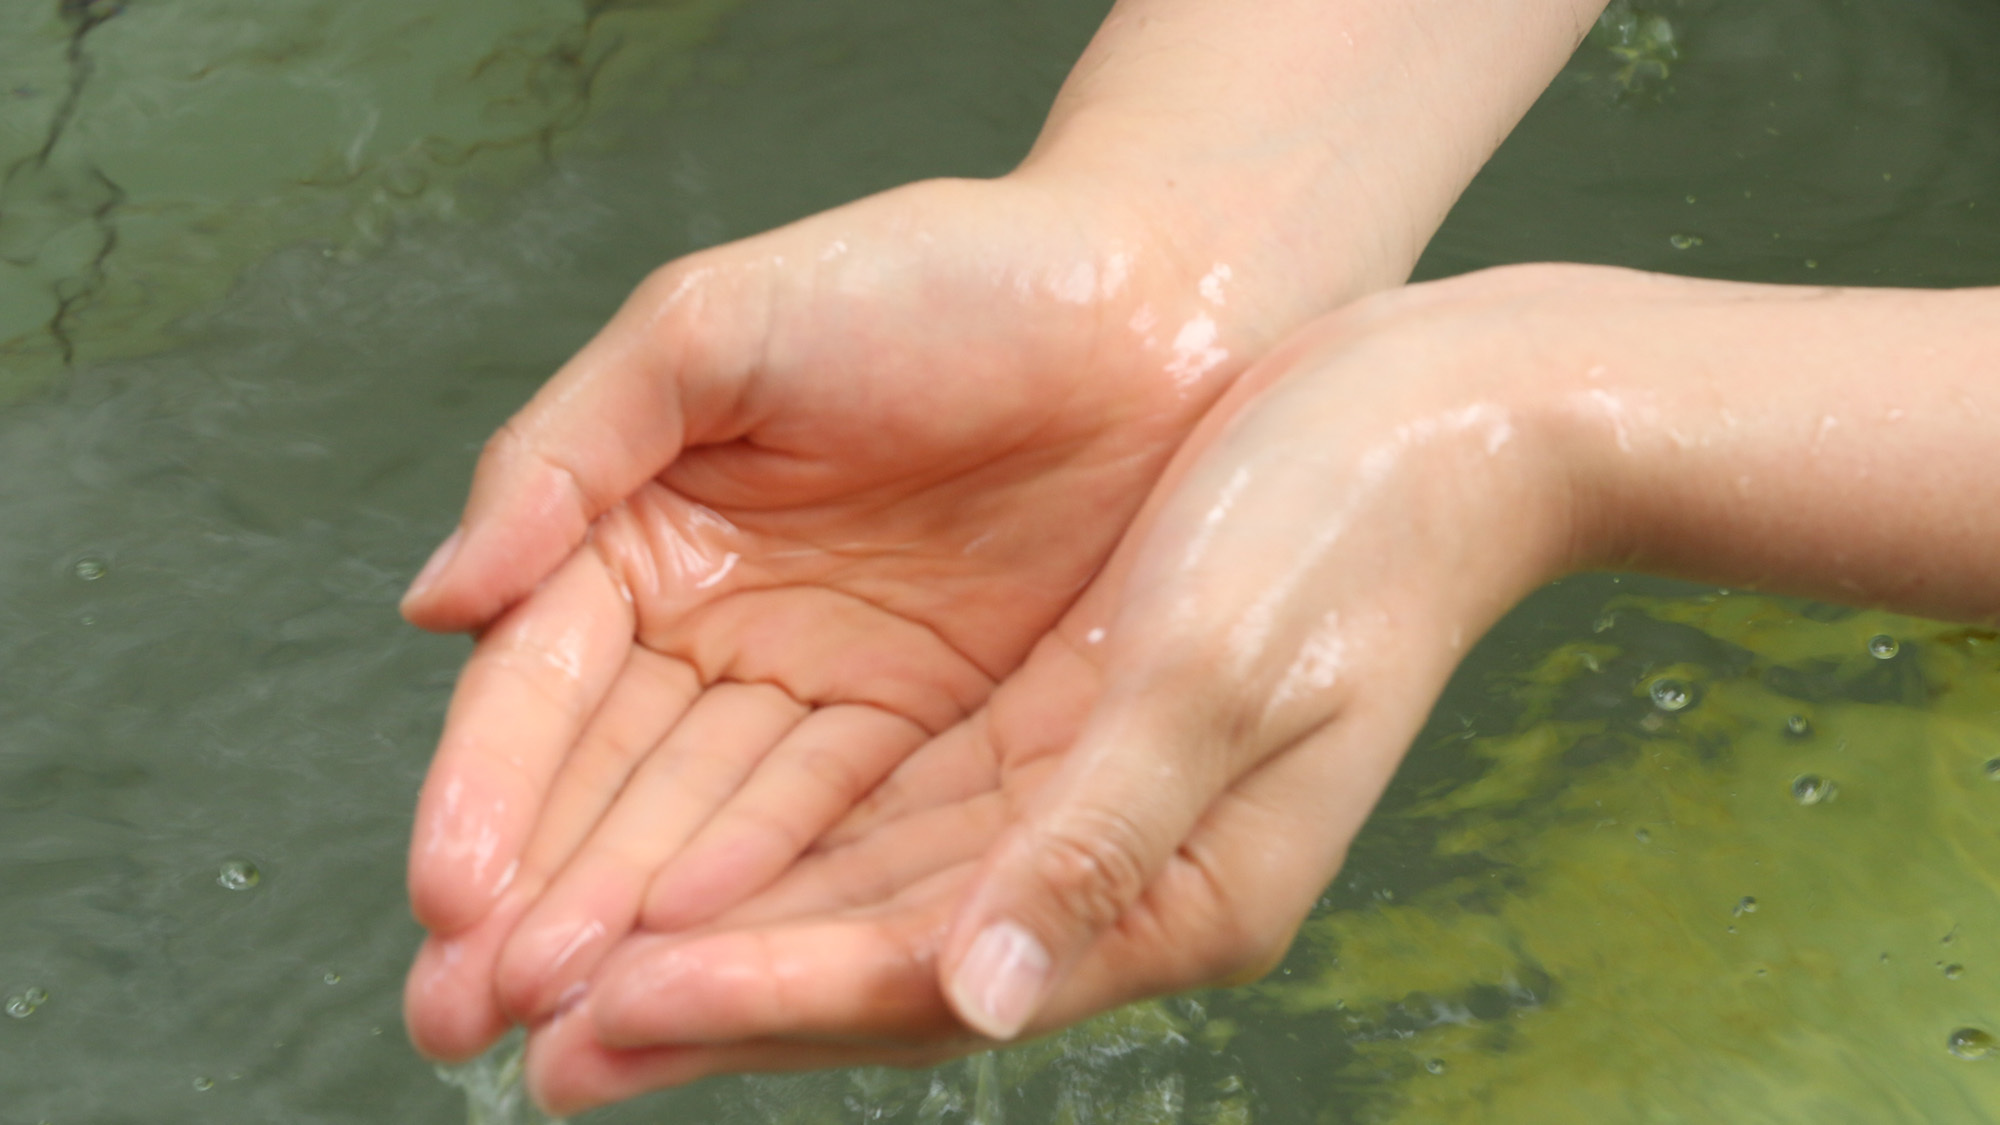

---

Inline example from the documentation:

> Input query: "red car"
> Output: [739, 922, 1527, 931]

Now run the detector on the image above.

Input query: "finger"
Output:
[408, 548, 635, 934]
[1030, 693, 1430, 1031]
[403, 887, 533, 1061]
[934, 659, 1276, 1041]
[588, 874, 970, 1049]
[512, 648, 703, 891]
[713, 789, 1009, 930]
[524, 1003, 963, 1118]
[401, 259, 763, 631]
[639, 704, 928, 932]
[495, 683, 808, 1024]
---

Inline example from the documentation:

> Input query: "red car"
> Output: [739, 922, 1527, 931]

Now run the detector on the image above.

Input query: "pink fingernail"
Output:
[948, 921, 1050, 1041]
[404, 528, 463, 607]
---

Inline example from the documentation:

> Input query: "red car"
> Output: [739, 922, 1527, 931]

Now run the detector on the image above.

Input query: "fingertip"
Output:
[943, 919, 1050, 1042]
[525, 1003, 703, 1117]
[407, 797, 519, 936]
[404, 933, 514, 1063]
[399, 528, 464, 628]
[523, 1009, 605, 1118]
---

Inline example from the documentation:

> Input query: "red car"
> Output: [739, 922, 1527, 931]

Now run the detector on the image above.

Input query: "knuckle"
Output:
[794, 740, 872, 804]
[1028, 810, 1156, 935]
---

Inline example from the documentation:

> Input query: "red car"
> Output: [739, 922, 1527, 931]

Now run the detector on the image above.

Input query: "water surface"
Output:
[2, 0, 1998, 1121]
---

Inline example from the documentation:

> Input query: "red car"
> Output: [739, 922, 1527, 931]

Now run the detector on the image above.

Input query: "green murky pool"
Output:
[3, 0, 1999, 1120]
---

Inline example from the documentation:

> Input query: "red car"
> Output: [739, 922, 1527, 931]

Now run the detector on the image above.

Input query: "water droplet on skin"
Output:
[72, 557, 105, 581]
[1792, 774, 1837, 806]
[217, 860, 260, 891]
[1650, 678, 1692, 712]
[1425, 1058, 1446, 1075]
[1784, 715, 1812, 738]
[1668, 233, 1704, 250]
[5, 996, 34, 1019]
[1945, 964, 1964, 980]
[193, 1076, 214, 1092]
[1867, 634, 1899, 660]
[1948, 1027, 1995, 1060]
[1734, 896, 1758, 916]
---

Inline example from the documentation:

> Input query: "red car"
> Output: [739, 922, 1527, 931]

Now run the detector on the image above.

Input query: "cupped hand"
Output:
[398, 173, 1318, 1059]
[514, 266, 1597, 1114]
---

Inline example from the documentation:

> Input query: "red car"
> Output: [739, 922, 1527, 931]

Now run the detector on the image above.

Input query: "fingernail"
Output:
[948, 921, 1050, 1041]
[403, 528, 463, 608]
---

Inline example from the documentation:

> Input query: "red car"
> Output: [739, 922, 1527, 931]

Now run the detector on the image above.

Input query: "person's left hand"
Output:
[513, 264, 1597, 1114]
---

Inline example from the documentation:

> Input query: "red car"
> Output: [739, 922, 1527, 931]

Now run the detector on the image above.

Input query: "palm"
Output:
[510, 613, 1357, 1115]
[402, 176, 1258, 1058]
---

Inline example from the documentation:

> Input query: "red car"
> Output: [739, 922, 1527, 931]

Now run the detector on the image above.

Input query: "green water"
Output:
[2, 0, 1998, 1121]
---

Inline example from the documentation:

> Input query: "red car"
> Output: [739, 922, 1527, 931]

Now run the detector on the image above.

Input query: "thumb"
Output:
[400, 259, 762, 631]
[939, 683, 1253, 1041]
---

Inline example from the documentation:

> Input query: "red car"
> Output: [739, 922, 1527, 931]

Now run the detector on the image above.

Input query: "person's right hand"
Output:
[397, 172, 1336, 1061]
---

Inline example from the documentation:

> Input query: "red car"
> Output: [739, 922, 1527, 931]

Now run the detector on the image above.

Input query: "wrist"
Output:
[1006, 0, 1609, 342]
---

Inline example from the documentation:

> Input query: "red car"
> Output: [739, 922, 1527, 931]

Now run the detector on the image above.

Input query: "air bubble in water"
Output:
[1734, 897, 1758, 916]
[217, 860, 260, 891]
[1947, 1027, 1995, 1060]
[1867, 634, 1899, 660]
[323, 971, 341, 985]
[1784, 715, 1812, 738]
[1792, 774, 1836, 806]
[72, 557, 105, 581]
[193, 1076, 215, 1092]
[5, 995, 34, 1019]
[1649, 678, 1692, 712]
[23, 988, 46, 1007]
[1945, 964, 1964, 980]
[1668, 233, 1704, 250]
[1984, 758, 2000, 781]
[1424, 1058, 1446, 1075]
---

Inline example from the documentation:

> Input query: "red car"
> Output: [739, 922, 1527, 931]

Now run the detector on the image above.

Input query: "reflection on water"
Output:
[1, 0, 1999, 1121]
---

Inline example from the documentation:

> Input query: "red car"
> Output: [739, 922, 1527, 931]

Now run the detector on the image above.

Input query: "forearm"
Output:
[1015, 0, 1608, 333]
[1533, 272, 2000, 624]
